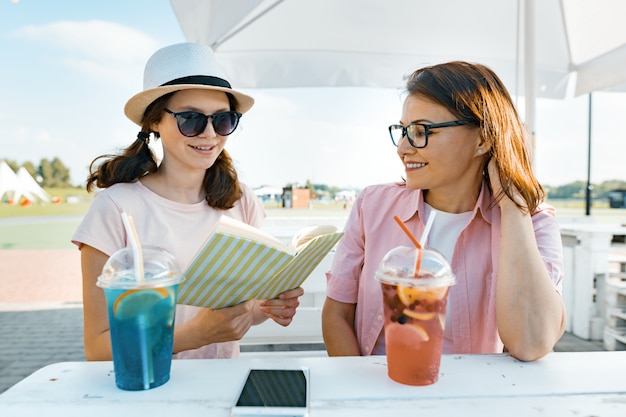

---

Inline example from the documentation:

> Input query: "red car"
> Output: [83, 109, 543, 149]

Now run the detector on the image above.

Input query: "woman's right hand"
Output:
[171, 299, 259, 353]
[187, 299, 257, 346]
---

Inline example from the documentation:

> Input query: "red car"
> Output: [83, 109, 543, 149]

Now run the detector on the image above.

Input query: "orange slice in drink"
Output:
[402, 308, 436, 321]
[113, 287, 171, 320]
[397, 285, 421, 307]
[410, 323, 430, 342]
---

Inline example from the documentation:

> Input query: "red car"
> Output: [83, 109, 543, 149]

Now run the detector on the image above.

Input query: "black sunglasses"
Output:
[164, 108, 242, 137]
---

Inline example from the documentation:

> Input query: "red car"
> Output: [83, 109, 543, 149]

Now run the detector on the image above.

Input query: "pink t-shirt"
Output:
[325, 182, 564, 356]
[72, 180, 266, 359]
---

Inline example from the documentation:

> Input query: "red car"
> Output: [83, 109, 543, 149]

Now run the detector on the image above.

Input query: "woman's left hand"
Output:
[258, 287, 304, 326]
[487, 158, 527, 211]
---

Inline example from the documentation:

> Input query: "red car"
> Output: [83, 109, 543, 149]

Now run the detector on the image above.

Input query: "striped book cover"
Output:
[177, 217, 343, 309]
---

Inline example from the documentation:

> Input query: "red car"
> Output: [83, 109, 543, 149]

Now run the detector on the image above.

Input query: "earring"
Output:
[477, 148, 483, 155]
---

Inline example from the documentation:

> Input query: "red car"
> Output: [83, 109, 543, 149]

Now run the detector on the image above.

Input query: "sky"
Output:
[1, 0, 625, 191]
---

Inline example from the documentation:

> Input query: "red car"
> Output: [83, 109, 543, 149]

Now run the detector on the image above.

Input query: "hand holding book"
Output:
[177, 216, 343, 309]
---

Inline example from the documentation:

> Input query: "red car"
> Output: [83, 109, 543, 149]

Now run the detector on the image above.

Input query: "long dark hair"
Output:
[86, 91, 243, 209]
[406, 61, 545, 213]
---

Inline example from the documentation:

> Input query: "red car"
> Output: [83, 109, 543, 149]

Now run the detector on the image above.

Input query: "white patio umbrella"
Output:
[170, 0, 626, 96]
[169, 0, 626, 213]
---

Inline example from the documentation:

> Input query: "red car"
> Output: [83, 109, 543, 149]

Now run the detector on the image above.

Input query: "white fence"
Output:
[560, 223, 626, 342]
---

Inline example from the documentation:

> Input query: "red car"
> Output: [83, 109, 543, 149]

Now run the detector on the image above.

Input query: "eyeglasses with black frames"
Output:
[165, 109, 242, 137]
[388, 120, 475, 148]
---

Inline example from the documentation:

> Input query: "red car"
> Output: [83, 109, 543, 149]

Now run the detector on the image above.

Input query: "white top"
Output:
[422, 203, 473, 261]
[422, 203, 473, 347]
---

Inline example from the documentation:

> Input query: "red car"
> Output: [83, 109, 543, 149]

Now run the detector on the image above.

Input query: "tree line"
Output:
[544, 180, 626, 200]
[1, 158, 73, 188]
[294, 179, 626, 201]
[293, 178, 626, 202]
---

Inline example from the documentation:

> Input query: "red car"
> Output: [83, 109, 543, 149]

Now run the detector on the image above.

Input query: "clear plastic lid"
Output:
[97, 246, 184, 289]
[375, 246, 456, 287]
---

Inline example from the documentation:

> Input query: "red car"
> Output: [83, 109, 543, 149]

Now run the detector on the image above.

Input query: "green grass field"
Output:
[1, 188, 625, 250]
[0, 218, 83, 250]
[0, 188, 92, 249]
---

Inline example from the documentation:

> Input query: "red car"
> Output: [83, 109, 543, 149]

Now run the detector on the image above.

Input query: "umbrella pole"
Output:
[524, 0, 536, 162]
[585, 93, 593, 216]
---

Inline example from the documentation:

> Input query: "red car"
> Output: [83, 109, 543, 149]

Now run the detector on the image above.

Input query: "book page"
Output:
[214, 215, 289, 252]
[289, 224, 338, 253]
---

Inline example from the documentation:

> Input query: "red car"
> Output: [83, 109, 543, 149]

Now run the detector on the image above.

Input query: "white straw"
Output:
[121, 212, 144, 281]
[121, 212, 152, 388]
[419, 211, 437, 247]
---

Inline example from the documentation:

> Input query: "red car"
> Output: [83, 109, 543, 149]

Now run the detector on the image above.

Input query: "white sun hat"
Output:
[124, 42, 254, 126]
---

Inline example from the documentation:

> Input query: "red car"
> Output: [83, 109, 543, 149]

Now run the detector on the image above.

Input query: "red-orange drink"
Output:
[376, 246, 455, 386]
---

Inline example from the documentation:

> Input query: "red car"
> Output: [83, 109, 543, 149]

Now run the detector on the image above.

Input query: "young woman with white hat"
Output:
[72, 43, 303, 360]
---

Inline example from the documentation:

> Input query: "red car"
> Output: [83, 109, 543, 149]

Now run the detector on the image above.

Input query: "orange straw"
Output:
[393, 215, 423, 275]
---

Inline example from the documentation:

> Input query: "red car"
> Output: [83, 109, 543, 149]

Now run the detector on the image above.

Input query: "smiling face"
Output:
[153, 88, 232, 175]
[396, 94, 485, 212]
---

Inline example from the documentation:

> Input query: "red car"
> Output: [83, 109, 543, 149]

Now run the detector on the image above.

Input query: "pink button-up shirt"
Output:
[325, 182, 564, 355]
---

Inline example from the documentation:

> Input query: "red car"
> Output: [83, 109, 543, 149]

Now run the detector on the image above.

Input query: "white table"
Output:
[1, 352, 625, 416]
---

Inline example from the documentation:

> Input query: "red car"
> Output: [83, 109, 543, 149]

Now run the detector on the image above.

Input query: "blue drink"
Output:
[104, 285, 178, 390]
[98, 246, 184, 391]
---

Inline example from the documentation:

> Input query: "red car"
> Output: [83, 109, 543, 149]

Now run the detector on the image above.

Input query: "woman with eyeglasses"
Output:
[72, 43, 303, 360]
[322, 61, 566, 361]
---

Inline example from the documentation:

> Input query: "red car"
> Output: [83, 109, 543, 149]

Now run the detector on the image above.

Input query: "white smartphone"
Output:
[230, 368, 310, 417]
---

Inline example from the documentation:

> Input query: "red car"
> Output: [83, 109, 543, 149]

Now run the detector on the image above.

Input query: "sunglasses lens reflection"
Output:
[177, 112, 206, 136]
[174, 111, 239, 137]
[213, 112, 238, 136]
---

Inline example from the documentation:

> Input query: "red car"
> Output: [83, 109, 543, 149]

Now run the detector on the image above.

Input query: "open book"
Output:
[177, 215, 344, 309]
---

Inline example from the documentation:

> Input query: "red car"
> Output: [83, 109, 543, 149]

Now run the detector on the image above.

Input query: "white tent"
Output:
[335, 190, 356, 201]
[16, 167, 51, 204]
[254, 185, 283, 202]
[0, 161, 20, 202]
[254, 185, 284, 196]
[0, 161, 50, 204]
